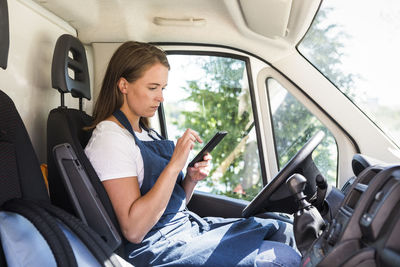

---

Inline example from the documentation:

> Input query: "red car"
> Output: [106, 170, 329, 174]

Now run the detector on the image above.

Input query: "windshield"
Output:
[298, 0, 400, 147]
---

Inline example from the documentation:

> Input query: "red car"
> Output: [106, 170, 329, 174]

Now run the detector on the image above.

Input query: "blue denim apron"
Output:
[113, 110, 296, 267]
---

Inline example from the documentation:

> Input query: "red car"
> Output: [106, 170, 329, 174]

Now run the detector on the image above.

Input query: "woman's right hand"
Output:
[169, 128, 202, 171]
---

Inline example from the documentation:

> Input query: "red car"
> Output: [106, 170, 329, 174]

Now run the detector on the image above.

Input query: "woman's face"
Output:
[122, 62, 168, 119]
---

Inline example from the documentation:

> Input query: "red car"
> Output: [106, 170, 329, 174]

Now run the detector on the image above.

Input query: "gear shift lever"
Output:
[286, 173, 325, 256]
[287, 173, 311, 210]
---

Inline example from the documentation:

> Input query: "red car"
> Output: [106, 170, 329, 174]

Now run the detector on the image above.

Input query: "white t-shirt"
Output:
[84, 120, 159, 188]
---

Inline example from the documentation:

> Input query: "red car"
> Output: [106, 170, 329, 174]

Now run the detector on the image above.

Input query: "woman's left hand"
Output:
[186, 153, 212, 183]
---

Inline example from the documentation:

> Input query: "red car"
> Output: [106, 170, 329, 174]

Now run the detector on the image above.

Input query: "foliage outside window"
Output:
[267, 78, 338, 186]
[298, 0, 400, 147]
[165, 55, 262, 201]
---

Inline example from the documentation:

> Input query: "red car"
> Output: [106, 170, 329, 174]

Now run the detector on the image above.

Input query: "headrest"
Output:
[0, 0, 9, 70]
[51, 34, 91, 100]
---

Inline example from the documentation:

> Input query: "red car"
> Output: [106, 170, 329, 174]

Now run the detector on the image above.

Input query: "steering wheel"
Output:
[242, 131, 325, 217]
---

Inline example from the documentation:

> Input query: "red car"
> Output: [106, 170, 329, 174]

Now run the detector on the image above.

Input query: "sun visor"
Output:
[239, 0, 292, 39]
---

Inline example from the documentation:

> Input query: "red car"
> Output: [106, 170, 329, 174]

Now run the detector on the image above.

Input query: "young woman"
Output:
[85, 41, 301, 266]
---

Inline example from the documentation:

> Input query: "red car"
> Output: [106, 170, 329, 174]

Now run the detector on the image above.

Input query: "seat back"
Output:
[0, 91, 50, 205]
[0, 92, 122, 267]
[47, 34, 123, 252]
[0, 0, 48, 205]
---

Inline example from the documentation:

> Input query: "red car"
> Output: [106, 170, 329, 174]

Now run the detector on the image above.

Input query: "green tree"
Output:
[268, 79, 337, 185]
[173, 56, 261, 200]
[170, 6, 355, 198]
[271, 6, 357, 185]
[299, 7, 357, 98]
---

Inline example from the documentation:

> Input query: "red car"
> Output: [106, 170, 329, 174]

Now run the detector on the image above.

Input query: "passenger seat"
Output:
[0, 2, 123, 264]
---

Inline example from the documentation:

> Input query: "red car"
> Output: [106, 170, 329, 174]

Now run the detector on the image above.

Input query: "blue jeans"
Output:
[255, 241, 301, 267]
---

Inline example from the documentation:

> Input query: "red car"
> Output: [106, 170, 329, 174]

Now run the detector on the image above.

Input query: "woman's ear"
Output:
[118, 78, 128, 94]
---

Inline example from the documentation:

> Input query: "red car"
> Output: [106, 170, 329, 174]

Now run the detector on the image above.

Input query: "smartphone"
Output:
[188, 131, 228, 167]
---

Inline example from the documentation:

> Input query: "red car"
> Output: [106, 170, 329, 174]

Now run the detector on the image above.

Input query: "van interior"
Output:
[1, 0, 400, 266]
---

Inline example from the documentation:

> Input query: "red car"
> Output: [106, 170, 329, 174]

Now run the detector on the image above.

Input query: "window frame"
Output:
[158, 49, 269, 187]
[155, 43, 358, 189]
[295, 1, 400, 152]
[260, 67, 357, 187]
[266, 76, 338, 185]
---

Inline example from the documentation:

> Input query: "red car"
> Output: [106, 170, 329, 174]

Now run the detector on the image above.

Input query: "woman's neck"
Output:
[117, 106, 141, 132]
[126, 115, 141, 133]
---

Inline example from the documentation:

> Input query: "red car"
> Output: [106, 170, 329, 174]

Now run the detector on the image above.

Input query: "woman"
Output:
[85, 41, 301, 266]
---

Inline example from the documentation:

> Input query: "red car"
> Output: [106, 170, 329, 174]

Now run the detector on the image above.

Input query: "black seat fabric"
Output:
[47, 107, 120, 233]
[0, 90, 49, 205]
[0, 90, 123, 267]
[47, 108, 95, 212]
[0, 91, 49, 266]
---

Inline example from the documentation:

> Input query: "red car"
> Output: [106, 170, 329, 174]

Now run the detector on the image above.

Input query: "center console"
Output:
[301, 163, 400, 266]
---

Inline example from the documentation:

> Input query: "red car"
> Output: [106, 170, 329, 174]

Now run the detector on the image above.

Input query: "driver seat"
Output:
[47, 34, 124, 254]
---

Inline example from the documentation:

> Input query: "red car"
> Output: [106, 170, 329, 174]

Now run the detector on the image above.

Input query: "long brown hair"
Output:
[89, 41, 169, 129]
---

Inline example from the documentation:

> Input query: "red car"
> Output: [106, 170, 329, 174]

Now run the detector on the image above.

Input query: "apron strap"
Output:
[113, 110, 162, 141]
[113, 110, 135, 136]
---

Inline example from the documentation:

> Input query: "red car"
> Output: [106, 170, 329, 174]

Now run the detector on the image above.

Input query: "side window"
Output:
[164, 54, 263, 200]
[267, 78, 338, 186]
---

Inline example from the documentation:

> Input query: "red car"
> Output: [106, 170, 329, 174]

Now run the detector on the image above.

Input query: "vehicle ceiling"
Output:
[32, 0, 321, 63]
